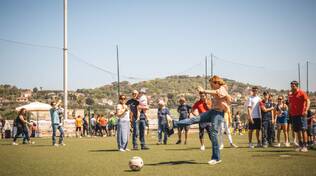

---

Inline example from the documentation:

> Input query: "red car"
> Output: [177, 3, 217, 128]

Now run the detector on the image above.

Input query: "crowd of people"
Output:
[7, 75, 316, 166]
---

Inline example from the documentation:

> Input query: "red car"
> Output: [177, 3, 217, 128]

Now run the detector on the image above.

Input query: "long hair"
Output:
[18, 108, 26, 116]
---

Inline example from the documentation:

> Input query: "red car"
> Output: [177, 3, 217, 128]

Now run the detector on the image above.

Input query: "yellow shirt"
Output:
[75, 118, 83, 127]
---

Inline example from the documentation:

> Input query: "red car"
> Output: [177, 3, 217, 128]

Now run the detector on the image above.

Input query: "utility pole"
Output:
[307, 60, 309, 94]
[211, 53, 214, 77]
[205, 56, 208, 89]
[298, 63, 301, 88]
[63, 0, 68, 120]
[116, 45, 120, 99]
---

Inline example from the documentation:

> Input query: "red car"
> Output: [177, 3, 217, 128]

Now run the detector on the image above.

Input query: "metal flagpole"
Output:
[63, 0, 68, 120]
[298, 63, 301, 88]
[116, 45, 120, 99]
[205, 56, 208, 89]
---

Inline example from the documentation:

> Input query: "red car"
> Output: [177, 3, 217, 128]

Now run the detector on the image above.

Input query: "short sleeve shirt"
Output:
[177, 104, 191, 120]
[288, 89, 309, 117]
[158, 107, 170, 124]
[246, 96, 261, 119]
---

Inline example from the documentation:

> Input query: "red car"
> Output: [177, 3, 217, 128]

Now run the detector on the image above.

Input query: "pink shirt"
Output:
[211, 85, 229, 112]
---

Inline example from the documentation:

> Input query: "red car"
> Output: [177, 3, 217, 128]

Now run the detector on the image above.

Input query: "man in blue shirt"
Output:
[50, 101, 65, 146]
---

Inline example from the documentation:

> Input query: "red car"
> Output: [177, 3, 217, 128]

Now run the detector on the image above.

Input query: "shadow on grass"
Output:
[89, 149, 118, 152]
[165, 147, 209, 151]
[145, 160, 205, 166]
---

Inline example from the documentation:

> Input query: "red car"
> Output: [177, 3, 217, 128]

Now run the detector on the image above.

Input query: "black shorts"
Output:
[249, 118, 261, 130]
[76, 127, 82, 131]
[199, 123, 211, 139]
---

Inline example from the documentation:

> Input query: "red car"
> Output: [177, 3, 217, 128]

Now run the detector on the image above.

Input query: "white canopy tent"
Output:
[16, 102, 52, 111]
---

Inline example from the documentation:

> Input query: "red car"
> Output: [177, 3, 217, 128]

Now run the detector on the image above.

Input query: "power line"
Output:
[0, 37, 61, 50]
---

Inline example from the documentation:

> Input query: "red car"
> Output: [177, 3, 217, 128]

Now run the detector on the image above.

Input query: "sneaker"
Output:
[285, 142, 290, 147]
[200, 145, 205, 151]
[295, 147, 302, 152]
[230, 143, 238, 148]
[156, 142, 162, 145]
[53, 144, 59, 147]
[256, 143, 262, 148]
[208, 160, 222, 165]
[176, 140, 181, 144]
[59, 143, 66, 146]
[119, 148, 125, 152]
[12, 142, 18, 145]
[29, 141, 35, 145]
[262, 144, 268, 148]
[219, 144, 224, 150]
[274, 143, 281, 148]
[248, 143, 254, 149]
[293, 141, 299, 147]
[301, 147, 308, 152]
[184, 141, 187, 145]
[125, 148, 130, 152]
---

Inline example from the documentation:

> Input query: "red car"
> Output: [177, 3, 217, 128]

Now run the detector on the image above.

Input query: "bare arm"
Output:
[247, 107, 254, 123]
[303, 99, 311, 117]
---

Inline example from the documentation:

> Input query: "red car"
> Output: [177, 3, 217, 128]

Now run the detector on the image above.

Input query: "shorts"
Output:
[292, 116, 307, 132]
[249, 118, 261, 130]
[199, 122, 211, 139]
[76, 127, 82, 131]
[313, 125, 316, 135]
[277, 116, 288, 125]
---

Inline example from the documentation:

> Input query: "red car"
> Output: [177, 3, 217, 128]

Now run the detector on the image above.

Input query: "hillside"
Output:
[1, 75, 315, 120]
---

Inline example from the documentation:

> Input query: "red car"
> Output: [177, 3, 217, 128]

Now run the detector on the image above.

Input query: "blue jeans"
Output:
[262, 120, 274, 145]
[158, 122, 168, 144]
[175, 109, 223, 161]
[117, 120, 130, 150]
[13, 126, 30, 143]
[139, 119, 147, 147]
[132, 120, 139, 148]
[52, 124, 64, 145]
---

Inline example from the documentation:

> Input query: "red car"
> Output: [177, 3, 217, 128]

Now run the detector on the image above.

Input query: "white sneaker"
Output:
[301, 147, 308, 152]
[295, 147, 302, 152]
[53, 144, 59, 147]
[200, 145, 205, 151]
[125, 148, 130, 151]
[248, 143, 254, 149]
[219, 144, 224, 150]
[285, 142, 290, 147]
[119, 148, 125, 152]
[12, 142, 18, 145]
[208, 160, 222, 165]
[293, 141, 299, 147]
[274, 143, 281, 147]
[60, 143, 66, 146]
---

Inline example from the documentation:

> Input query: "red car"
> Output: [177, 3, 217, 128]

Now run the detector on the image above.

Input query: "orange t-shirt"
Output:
[192, 99, 212, 114]
[99, 117, 108, 126]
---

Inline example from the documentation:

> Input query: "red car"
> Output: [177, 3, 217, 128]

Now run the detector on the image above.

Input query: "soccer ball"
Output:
[129, 156, 144, 171]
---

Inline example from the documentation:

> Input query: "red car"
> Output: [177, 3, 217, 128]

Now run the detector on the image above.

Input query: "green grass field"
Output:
[1, 132, 316, 176]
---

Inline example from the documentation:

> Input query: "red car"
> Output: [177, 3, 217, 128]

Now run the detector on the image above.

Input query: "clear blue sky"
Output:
[0, 0, 315, 91]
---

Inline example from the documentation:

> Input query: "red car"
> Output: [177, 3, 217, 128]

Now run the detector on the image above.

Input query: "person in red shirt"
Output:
[288, 81, 310, 152]
[192, 92, 212, 151]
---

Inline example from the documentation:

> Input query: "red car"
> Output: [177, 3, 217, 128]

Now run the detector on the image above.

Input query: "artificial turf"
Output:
[0, 132, 315, 176]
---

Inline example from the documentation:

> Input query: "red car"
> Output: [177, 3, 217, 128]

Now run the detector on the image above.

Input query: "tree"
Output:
[33, 87, 38, 93]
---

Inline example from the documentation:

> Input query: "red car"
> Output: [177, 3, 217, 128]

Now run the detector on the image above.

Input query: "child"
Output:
[137, 88, 149, 120]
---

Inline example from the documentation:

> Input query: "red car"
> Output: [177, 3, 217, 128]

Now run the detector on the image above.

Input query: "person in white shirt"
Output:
[246, 86, 262, 148]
